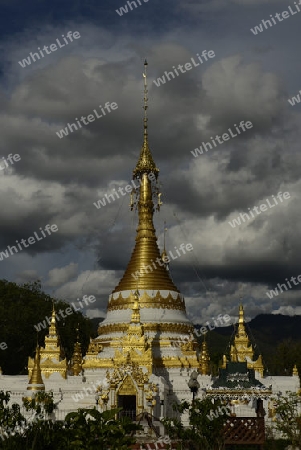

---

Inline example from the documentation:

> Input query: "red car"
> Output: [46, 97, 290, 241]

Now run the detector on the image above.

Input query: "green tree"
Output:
[163, 397, 228, 450]
[60, 407, 141, 449]
[264, 339, 301, 376]
[272, 391, 301, 449]
[0, 391, 142, 450]
[23, 391, 56, 416]
[0, 390, 26, 447]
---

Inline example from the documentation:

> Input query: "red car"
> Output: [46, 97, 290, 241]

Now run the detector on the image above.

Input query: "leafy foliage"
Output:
[162, 397, 227, 450]
[0, 391, 141, 449]
[271, 391, 301, 448]
[61, 407, 141, 449]
[23, 390, 56, 415]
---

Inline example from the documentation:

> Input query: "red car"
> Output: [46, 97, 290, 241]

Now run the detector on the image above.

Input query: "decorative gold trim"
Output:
[107, 291, 186, 312]
[117, 375, 137, 395]
[206, 389, 272, 396]
[98, 322, 194, 336]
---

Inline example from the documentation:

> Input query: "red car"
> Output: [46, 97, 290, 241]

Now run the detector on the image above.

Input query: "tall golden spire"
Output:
[112, 61, 179, 294]
[27, 345, 45, 392]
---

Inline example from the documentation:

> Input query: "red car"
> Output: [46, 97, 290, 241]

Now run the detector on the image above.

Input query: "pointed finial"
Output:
[239, 304, 244, 323]
[133, 59, 159, 179]
[143, 59, 148, 142]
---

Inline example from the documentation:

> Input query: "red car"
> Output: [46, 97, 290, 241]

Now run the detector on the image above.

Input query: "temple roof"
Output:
[212, 362, 264, 389]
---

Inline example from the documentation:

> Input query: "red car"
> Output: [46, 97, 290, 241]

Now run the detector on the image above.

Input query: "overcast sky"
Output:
[0, 0, 301, 325]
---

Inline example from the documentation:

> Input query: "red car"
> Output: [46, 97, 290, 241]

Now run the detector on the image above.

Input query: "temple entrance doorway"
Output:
[118, 394, 137, 420]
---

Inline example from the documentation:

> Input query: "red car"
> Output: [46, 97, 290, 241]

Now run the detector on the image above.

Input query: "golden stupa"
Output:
[83, 61, 202, 379]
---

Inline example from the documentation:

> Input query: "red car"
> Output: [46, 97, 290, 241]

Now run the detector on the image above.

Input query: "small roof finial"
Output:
[143, 59, 148, 142]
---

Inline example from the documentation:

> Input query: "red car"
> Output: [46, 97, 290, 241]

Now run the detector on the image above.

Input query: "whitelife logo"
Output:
[0, 153, 21, 171]
[116, 0, 150, 16]
[207, 405, 231, 421]
[56, 102, 118, 139]
[0, 224, 58, 261]
[171, 314, 231, 350]
[131, 243, 193, 280]
[250, 1, 301, 35]
[93, 172, 156, 209]
[18, 31, 81, 68]
[191, 121, 253, 157]
[266, 274, 301, 299]
[71, 379, 103, 402]
[288, 88, 301, 106]
[228, 192, 290, 228]
[34, 295, 96, 332]
[153, 50, 215, 87]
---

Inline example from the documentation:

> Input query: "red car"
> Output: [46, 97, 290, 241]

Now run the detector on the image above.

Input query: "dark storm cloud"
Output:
[0, 0, 300, 320]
